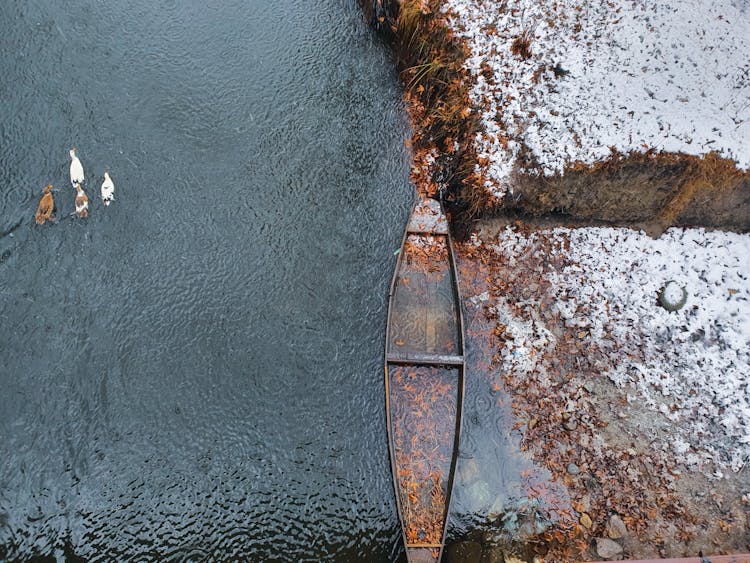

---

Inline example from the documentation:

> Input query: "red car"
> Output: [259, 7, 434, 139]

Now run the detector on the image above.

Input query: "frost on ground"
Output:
[444, 0, 750, 199]
[456, 226, 750, 557]
[484, 226, 750, 474]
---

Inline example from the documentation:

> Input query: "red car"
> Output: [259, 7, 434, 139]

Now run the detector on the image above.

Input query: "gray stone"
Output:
[567, 463, 580, 475]
[466, 480, 493, 512]
[606, 514, 628, 539]
[563, 419, 578, 431]
[595, 537, 623, 560]
[458, 458, 480, 485]
[446, 540, 482, 563]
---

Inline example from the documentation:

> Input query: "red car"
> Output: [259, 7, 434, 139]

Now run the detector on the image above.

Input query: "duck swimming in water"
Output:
[35, 184, 55, 224]
[69, 148, 84, 188]
[75, 184, 89, 218]
[101, 172, 114, 206]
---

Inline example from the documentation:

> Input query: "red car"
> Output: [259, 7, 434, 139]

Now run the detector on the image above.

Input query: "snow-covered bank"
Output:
[481, 226, 750, 474]
[455, 225, 750, 557]
[444, 0, 750, 201]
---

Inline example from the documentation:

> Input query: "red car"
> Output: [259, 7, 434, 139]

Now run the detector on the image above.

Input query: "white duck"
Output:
[101, 172, 115, 206]
[69, 148, 84, 188]
[75, 184, 89, 218]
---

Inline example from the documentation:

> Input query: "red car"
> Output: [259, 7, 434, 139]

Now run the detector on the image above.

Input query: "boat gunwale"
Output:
[384, 194, 466, 563]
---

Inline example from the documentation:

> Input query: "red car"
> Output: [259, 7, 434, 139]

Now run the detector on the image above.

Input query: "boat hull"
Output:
[385, 197, 465, 563]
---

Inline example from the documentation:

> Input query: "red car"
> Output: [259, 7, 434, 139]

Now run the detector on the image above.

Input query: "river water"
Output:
[0, 0, 413, 559]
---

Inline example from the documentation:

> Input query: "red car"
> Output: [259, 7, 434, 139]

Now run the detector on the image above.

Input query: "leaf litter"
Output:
[453, 223, 750, 559]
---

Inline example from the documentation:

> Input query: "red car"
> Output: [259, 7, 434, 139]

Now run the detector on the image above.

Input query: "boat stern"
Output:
[406, 546, 441, 563]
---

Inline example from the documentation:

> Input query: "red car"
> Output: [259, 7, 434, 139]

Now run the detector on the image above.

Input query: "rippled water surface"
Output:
[0, 0, 412, 559]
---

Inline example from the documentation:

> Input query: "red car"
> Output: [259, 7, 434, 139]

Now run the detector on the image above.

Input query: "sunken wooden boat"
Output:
[385, 197, 465, 563]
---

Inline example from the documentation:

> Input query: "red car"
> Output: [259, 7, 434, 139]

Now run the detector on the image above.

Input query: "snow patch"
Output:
[487, 226, 750, 473]
[444, 0, 750, 199]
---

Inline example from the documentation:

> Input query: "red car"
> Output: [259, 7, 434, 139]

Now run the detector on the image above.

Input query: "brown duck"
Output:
[35, 184, 55, 224]
[75, 184, 89, 218]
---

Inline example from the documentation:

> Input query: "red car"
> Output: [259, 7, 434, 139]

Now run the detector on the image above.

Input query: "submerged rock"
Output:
[458, 458, 480, 485]
[465, 480, 493, 512]
[446, 540, 482, 563]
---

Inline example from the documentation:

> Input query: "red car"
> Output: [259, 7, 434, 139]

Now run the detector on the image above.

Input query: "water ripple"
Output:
[0, 0, 411, 559]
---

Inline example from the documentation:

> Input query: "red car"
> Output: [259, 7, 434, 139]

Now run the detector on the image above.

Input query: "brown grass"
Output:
[658, 152, 745, 226]
[465, 143, 750, 235]
[510, 31, 532, 60]
[368, 0, 481, 237]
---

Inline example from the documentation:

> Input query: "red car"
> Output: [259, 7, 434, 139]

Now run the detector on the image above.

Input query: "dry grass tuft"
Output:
[658, 152, 745, 226]
[510, 31, 533, 60]
[366, 0, 481, 237]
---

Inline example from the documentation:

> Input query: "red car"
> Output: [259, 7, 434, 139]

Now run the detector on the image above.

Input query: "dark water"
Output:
[0, 0, 413, 559]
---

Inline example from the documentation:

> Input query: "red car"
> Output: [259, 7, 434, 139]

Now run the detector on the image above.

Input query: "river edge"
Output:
[363, 0, 750, 560]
